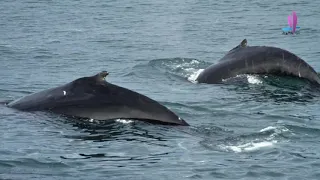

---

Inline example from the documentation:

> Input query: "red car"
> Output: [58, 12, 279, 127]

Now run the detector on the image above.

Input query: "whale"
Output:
[7, 71, 189, 126]
[196, 39, 320, 84]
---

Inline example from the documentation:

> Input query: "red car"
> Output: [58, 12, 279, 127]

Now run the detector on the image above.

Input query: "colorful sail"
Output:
[292, 11, 298, 34]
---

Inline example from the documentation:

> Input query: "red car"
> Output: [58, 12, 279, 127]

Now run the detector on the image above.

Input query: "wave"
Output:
[131, 57, 209, 82]
[199, 125, 292, 153]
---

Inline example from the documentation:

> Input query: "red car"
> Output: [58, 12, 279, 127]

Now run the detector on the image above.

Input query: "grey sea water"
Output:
[1, 0, 320, 179]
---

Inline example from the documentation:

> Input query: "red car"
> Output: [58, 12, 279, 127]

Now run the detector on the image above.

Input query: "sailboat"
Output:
[282, 11, 300, 34]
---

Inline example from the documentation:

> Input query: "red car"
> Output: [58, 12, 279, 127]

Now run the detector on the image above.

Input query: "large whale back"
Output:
[8, 71, 189, 126]
[196, 39, 320, 84]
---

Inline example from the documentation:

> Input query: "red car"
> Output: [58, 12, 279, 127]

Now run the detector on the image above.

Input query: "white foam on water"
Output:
[83, 118, 98, 123]
[188, 69, 204, 83]
[174, 59, 200, 69]
[177, 141, 188, 151]
[259, 125, 290, 140]
[219, 126, 291, 153]
[84, 118, 133, 124]
[220, 140, 276, 153]
[222, 74, 263, 84]
[116, 119, 134, 124]
[260, 126, 277, 132]
[246, 75, 263, 84]
[190, 59, 200, 65]
[62, 153, 85, 159]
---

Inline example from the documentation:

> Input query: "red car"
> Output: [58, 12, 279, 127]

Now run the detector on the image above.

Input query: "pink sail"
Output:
[292, 11, 298, 33]
[288, 15, 293, 27]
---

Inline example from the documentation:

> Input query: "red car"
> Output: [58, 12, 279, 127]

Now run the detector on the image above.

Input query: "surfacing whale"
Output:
[7, 71, 189, 126]
[196, 39, 320, 84]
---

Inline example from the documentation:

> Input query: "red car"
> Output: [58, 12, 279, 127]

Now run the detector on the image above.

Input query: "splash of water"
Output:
[188, 69, 204, 83]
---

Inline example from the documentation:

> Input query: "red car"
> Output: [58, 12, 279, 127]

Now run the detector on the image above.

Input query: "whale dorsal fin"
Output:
[95, 71, 109, 82]
[227, 39, 247, 53]
[240, 39, 247, 47]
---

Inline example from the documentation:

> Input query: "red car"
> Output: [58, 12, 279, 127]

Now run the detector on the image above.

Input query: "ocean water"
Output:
[1, 0, 320, 179]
